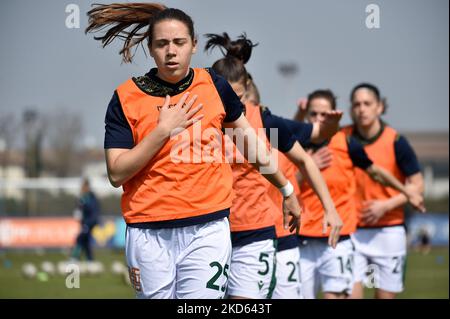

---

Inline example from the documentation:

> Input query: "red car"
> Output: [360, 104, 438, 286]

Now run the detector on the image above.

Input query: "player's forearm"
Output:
[244, 129, 288, 188]
[286, 142, 335, 212]
[383, 193, 408, 212]
[409, 172, 425, 194]
[367, 165, 411, 197]
[106, 125, 170, 187]
[310, 122, 336, 144]
[229, 114, 288, 188]
[309, 123, 323, 144]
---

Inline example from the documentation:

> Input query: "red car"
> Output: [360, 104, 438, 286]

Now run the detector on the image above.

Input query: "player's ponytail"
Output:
[205, 33, 258, 84]
[86, 3, 195, 63]
[205, 32, 257, 64]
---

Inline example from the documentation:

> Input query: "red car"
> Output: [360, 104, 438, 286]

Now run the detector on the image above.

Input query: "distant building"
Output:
[403, 132, 449, 199]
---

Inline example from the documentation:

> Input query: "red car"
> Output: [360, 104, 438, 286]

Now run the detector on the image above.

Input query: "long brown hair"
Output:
[85, 3, 195, 63]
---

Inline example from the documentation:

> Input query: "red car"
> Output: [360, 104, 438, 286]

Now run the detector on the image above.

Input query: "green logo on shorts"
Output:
[258, 280, 264, 291]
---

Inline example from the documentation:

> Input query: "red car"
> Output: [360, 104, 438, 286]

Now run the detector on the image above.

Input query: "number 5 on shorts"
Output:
[258, 253, 270, 275]
[206, 261, 229, 292]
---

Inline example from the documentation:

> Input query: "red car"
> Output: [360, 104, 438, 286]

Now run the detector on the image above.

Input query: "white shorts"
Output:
[125, 217, 232, 299]
[227, 239, 276, 299]
[272, 247, 303, 299]
[351, 226, 407, 293]
[299, 238, 354, 299]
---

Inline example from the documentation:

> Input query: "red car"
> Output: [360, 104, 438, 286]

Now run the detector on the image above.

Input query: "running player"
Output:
[205, 32, 343, 299]
[342, 83, 425, 299]
[86, 3, 301, 299]
[243, 79, 339, 299]
[297, 89, 423, 299]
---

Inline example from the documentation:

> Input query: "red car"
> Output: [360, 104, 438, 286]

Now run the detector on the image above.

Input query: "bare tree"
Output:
[45, 110, 83, 177]
[23, 109, 45, 178]
[0, 112, 19, 216]
[0, 112, 18, 176]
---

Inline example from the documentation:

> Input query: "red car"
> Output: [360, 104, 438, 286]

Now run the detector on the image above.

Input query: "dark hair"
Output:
[85, 3, 195, 63]
[205, 33, 258, 84]
[350, 83, 388, 114]
[350, 83, 380, 102]
[306, 89, 337, 111]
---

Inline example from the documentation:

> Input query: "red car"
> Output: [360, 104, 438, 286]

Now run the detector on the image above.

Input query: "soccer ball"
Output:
[86, 261, 104, 276]
[41, 261, 56, 276]
[57, 261, 74, 276]
[22, 263, 37, 279]
[111, 261, 126, 275]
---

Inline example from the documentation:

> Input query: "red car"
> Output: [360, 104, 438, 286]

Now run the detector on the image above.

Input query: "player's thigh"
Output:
[125, 226, 176, 299]
[352, 240, 369, 284]
[371, 254, 407, 294]
[319, 239, 354, 296]
[299, 241, 320, 299]
[175, 218, 232, 299]
[272, 247, 302, 299]
[227, 239, 277, 299]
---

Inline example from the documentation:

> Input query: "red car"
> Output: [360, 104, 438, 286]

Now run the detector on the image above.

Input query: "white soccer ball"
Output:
[57, 261, 67, 275]
[111, 261, 126, 275]
[57, 261, 76, 276]
[79, 261, 88, 275]
[41, 261, 56, 275]
[86, 261, 104, 276]
[22, 263, 37, 279]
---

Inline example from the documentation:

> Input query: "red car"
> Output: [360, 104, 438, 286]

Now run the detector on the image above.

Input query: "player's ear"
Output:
[191, 37, 198, 54]
[376, 101, 383, 116]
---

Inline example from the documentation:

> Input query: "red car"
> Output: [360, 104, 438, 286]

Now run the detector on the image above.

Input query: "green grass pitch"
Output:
[0, 247, 447, 299]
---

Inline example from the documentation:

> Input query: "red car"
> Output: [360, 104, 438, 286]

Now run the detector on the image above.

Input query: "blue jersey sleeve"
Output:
[208, 68, 244, 123]
[347, 136, 373, 170]
[260, 108, 296, 153]
[104, 91, 134, 149]
[283, 119, 313, 147]
[394, 135, 421, 176]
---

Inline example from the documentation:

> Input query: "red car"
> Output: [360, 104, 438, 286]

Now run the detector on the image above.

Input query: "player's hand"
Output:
[319, 110, 343, 139]
[405, 184, 426, 213]
[158, 92, 204, 136]
[322, 208, 343, 248]
[361, 200, 388, 225]
[282, 193, 301, 233]
[310, 146, 333, 170]
[294, 98, 308, 122]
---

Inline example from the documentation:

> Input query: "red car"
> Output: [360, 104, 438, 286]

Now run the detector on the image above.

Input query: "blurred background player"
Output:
[296, 89, 424, 299]
[71, 178, 100, 261]
[206, 32, 343, 299]
[86, 3, 300, 299]
[342, 83, 426, 299]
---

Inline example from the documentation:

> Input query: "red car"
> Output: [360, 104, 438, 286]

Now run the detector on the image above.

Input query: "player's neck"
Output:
[356, 120, 382, 140]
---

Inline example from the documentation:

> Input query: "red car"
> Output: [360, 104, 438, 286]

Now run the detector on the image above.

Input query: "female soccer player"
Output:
[297, 89, 423, 299]
[342, 83, 425, 299]
[205, 32, 343, 299]
[243, 78, 338, 299]
[85, 3, 301, 299]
